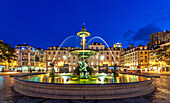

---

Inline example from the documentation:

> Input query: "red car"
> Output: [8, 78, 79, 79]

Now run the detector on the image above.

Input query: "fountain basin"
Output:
[14, 73, 155, 99]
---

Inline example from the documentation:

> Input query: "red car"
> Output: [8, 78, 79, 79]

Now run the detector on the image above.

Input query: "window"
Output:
[141, 61, 143, 64]
[155, 34, 157, 37]
[116, 52, 118, 55]
[48, 62, 51, 66]
[145, 56, 147, 59]
[91, 47, 93, 49]
[101, 47, 103, 50]
[155, 41, 157, 45]
[159, 40, 161, 44]
[107, 52, 109, 55]
[116, 57, 118, 60]
[53, 52, 55, 55]
[48, 52, 51, 55]
[140, 47, 142, 50]
[141, 52, 143, 54]
[58, 52, 60, 54]
[64, 52, 66, 54]
[73, 57, 75, 60]
[101, 52, 103, 55]
[48, 56, 51, 60]
[145, 52, 147, 54]
[107, 57, 109, 60]
[140, 56, 143, 59]
[96, 47, 98, 50]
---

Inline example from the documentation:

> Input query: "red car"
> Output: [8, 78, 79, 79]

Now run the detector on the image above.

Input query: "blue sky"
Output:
[0, 0, 170, 49]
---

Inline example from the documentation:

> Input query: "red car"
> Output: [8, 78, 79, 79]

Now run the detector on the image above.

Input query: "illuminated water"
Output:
[17, 73, 151, 84]
[1, 74, 170, 102]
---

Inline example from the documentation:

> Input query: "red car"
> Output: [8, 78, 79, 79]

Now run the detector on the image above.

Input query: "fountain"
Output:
[69, 24, 98, 79]
[14, 24, 155, 100]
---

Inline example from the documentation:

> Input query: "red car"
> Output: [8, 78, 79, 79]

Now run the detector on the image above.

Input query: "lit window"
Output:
[100, 55, 104, 60]
[48, 62, 51, 66]
[141, 56, 143, 59]
[48, 56, 51, 60]
[63, 55, 67, 60]
[140, 47, 142, 50]
[21, 47, 25, 50]
[155, 41, 157, 45]
[91, 62, 94, 65]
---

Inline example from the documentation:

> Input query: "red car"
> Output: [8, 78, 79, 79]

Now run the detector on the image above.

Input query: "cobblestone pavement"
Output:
[0, 75, 170, 103]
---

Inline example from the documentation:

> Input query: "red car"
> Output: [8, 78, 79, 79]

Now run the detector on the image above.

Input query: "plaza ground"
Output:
[0, 72, 170, 103]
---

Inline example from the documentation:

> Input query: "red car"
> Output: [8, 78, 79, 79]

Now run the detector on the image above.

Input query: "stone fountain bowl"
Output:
[69, 49, 98, 59]
[14, 73, 155, 100]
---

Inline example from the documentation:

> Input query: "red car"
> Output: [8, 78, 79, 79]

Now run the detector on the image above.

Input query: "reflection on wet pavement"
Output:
[0, 75, 170, 103]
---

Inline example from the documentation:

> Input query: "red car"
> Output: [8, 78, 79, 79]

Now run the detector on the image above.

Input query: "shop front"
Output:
[0, 65, 5, 72]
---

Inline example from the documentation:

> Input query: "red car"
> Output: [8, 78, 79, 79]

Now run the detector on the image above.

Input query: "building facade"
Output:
[121, 45, 150, 71]
[15, 43, 46, 72]
[149, 42, 170, 72]
[46, 46, 79, 72]
[149, 30, 170, 49]
[46, 42, 121, 72]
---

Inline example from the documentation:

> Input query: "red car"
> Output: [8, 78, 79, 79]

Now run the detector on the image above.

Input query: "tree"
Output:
[0, 41, 16, 71]
[156, 44, 170, 65]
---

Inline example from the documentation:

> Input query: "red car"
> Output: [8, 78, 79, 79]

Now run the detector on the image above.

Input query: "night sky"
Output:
[0, 0, 170, 49]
